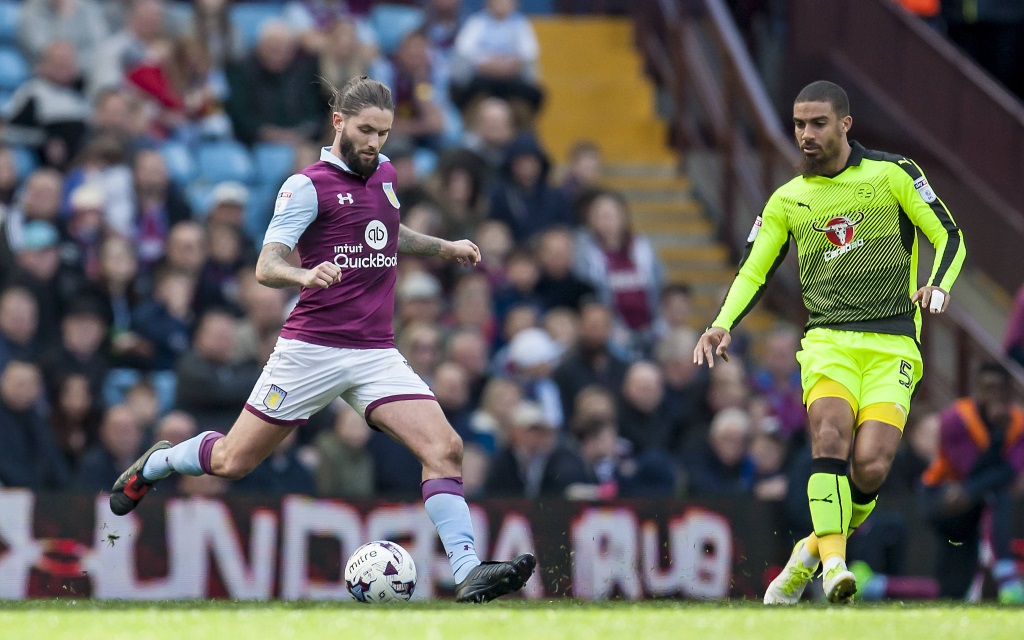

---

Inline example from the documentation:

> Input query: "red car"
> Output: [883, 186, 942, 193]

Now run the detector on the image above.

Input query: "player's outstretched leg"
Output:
[764, 537, 819, 604]
[109, 431, 224, 515]
[455, 553, 537, 604]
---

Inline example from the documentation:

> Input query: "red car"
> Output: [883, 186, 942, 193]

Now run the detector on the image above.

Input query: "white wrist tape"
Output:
[929, 290, 945, 312]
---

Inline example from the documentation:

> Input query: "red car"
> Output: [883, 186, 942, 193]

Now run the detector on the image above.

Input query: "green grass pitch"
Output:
[1, 600, 1021, 640]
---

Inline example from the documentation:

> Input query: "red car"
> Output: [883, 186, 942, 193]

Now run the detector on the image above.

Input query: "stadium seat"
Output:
[10, 145, 37, 180]
[369, 4, 425, 55]
[185, 183, 215, 217]
[159, 141, 198, 185]
[230, 3, 284, 52]
[461, 0, 554, 13]
[252, 142, 295, 186]
[0, 1, 19, 43]
[165, 2, 196, 34]
[244, 182, 279, 246]
[195, 140, 253, 185]
[0, 46, 30, 91]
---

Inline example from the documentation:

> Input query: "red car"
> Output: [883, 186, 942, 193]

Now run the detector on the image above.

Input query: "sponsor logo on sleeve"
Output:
[274, 191, 292, 214]
[913, 176, 936, 203]
[747, 216, 763, 243]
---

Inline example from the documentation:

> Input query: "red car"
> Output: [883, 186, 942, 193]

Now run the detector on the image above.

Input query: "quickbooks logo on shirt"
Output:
[331, 220, 397, 269]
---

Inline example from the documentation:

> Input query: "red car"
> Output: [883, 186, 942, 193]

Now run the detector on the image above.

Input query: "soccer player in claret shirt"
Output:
[694, 81, 966, 604]
[109, 76, 536, 603]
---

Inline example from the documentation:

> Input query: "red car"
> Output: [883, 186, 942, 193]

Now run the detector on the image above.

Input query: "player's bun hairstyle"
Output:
[326, 75, 395, 116]
[795, 80, 850, 118]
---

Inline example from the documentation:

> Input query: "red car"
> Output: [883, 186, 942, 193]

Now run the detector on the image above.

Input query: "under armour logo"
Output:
[338, 193, 354, 205]
[464, 545, 471, 551]
[809, 494, 834, 503]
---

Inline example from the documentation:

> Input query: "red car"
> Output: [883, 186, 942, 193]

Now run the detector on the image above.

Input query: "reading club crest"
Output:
[382, 182, 400, 209]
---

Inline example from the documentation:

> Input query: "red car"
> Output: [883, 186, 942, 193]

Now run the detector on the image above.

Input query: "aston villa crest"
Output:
[382, 182, 400, 209]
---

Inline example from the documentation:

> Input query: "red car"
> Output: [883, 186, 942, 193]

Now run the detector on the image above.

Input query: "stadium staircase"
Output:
[532, 17, 775, 333]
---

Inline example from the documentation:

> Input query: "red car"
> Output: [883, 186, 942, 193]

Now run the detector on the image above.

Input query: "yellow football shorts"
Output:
[796, 328, 922, 430]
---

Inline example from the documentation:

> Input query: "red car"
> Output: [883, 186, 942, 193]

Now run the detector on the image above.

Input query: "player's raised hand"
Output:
[300, 261, 342, 289]
[440, 239, 482, 267]
[693, 327, 731, 368]
[911, 286, 949, 314]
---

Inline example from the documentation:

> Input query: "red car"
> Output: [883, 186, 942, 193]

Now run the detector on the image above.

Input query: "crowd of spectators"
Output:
[1, 0, 1022, 601]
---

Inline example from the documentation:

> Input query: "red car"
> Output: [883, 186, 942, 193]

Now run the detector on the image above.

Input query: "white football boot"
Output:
[764, 538, 818, 605]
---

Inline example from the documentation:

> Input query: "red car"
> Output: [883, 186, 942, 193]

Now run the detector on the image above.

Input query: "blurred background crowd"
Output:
[0, 1, 1022, 600]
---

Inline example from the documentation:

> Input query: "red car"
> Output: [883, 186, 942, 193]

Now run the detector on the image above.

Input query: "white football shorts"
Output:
[244, 338, 435, 427]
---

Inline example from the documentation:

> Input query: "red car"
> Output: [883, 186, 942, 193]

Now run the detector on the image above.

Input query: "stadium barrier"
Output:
[0, 490, 1012, 600]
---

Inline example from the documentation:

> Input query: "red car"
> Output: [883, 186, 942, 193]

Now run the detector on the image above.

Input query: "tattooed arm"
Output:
[398, 224, 482, 266]
[255, 242, 341, 289]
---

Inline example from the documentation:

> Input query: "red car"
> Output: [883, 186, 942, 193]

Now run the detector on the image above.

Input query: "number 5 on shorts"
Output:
[898, 360, 913, 389]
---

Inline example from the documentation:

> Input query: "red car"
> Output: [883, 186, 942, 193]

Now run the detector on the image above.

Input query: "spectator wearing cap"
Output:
[506, 326, 564, 428]
[484, 401, 589, 499]
[451, 0, 544, 120]
[0, 359, 72, 489]
[488, 135, 572, 243]
[226, 21, 322, 146]
[4, 41, 92, 170]
[205, 181, 250, 228]
[132, 149, 192, 267]
[65, 183, 108, 279]
[0, 287, 41, 371]
[6, 220, 87, 350]
[37, 295, 110, 397]
[553, 301, 630, 426]
[175, 309, 261, 432]
[396, 271, 443, 332]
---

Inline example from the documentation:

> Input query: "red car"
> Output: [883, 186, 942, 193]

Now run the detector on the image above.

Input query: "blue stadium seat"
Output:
[461, 0, 554, 14]
[196, 140, 253, 185]
[370, 4, 425, 55]
[244, 183, 279, 246]
[10, 145, 37, 180]
[252, 142, 295, 186]
[159, 141, 198, 185]
[0, 47, 29, 91]
[165, 2, 196, 34]
[230, 3, 284, 52]
[186, 183, 215, 217]
[0, 1, 19, 43]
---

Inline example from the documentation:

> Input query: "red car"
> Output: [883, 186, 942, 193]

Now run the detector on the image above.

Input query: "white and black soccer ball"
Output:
[344, 541, 417, 603]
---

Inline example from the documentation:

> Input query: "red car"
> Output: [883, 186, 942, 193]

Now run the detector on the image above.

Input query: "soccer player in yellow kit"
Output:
[693, 81, 966, 604]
